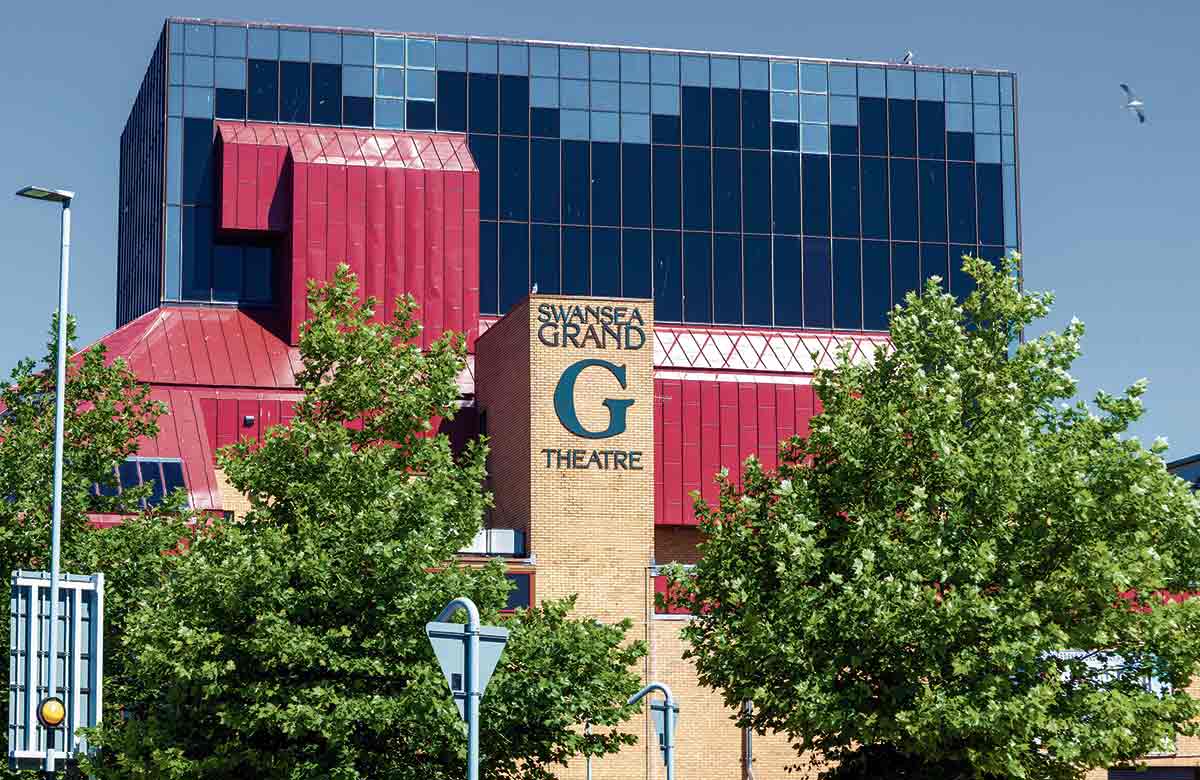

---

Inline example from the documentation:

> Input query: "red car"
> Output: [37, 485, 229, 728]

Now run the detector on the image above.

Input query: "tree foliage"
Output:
[87, 267, 645, 780]
[0, 316, 191, 779]
[669, 256, 1200, 780]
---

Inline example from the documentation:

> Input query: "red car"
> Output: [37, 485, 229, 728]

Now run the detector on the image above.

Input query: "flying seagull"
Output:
[901, 50, 914, 65]
[1120, 83, 1146, 124]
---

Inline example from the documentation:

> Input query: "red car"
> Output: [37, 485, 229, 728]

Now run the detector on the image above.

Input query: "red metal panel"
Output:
[142, 314, 176, 383]
[444, 169, 465, 336]
[161, 310, 197, 386]
[170, 390, 219, 510]
[662, 379, 683, 525]
[216, 398, 239, 451]
[198, 397, 219, 454]
[281, 399, 297, 425]
[700, 381, 721, 512]
[289, 161, 309, 343]
[654, 379, 665, 528]
[198, 310, 235, 387]
[236, 143, 257, 229]
[180, 310, 215, 386]
[384, 167, 406, 326]
[346, 165, 367, 303]
[718, 381, 740, 486]
[796, 384, 815, 439]
[237, 399, 261, 445]
[425, 169, 445, 341]
[404, 168, 426, 345]
[776, 384, 796, 446]
[238, 313, 277, 388]
[217, 135, 237, 230]
[326, 164, 348, 287]
[364, 166, 387, 322]
[756, 383, 778, 470]
[681, 380, 702, 525]
[738, 383, 757, 475]
[306, 163, 329, 332]
[260, 399, 280, 439]
[267, 146, 289, 229]
[462, 168, 480, 349]
[219, 312, 256, 387]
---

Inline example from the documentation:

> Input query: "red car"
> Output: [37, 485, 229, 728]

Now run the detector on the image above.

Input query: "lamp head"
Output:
[16, 186, 73, 204]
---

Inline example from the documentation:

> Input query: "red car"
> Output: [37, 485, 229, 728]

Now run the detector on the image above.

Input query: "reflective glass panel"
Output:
[621, 50, 649, 82]
[343, 34, 373, 66]
[829, 65, 857, 95]
[215, 25, 245, 57]
[652, 52, 679, 84]
[681, 55, 709, 86]
[801, 63, 827, 93]
[592, 49, 619, 80]
[311, 32, 341, 64]
[437, 39, 466, 71]
[499, 43, 528, 75]
[409, 38, 436, 68]
[530, 45, 558, 76]
[376, 37, 405, 66]
[772, 61, 798, 91]
[279, 29, 309, 61]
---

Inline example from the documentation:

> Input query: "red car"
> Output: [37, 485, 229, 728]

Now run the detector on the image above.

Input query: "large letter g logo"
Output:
[553, 359, 634, 439]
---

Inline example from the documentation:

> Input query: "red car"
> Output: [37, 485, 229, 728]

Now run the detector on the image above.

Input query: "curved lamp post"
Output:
[628, 681, 678, 780]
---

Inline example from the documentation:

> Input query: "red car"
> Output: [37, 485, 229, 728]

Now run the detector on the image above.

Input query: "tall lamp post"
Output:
[15, 185, 74, 775]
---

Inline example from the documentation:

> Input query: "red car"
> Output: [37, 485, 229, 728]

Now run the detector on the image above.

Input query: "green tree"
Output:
[0, 316, 191, 779]
[87, 266, 645, 780]
[668, 255, 1200, 780]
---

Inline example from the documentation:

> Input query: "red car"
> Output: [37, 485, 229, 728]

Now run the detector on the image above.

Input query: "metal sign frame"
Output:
[8, 570, 104, 770]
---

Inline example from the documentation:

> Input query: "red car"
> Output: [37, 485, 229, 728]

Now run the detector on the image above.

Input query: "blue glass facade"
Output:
[125, 19, 1020, 331]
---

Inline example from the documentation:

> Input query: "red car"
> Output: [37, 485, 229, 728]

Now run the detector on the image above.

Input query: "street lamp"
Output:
[15, 184, 74, 775]
[629, 682, 679, 780]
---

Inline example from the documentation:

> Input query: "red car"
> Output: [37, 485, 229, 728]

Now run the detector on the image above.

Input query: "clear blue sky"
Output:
[1, 1, 1196, 456]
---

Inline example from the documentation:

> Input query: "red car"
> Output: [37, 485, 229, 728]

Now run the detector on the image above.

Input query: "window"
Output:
[593, 228, 621, 297]
[653, 230, 682, 321]
[713, 234, 743, 324]
[592, 143, 621, 226]
[502, 572, 534, 612]
[683, 232, 711, 322]
[773, 236, 802, 326]
[771, 152, 800, 235]
[94, 458, 189, 509]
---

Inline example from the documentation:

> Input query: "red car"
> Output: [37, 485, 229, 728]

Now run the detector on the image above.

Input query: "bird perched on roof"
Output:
[901, 50, 914, 65]
[1120, 83, 1146, 123]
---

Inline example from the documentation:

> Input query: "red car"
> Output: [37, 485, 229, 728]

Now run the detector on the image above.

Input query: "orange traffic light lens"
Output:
[37, 697, 65, 728]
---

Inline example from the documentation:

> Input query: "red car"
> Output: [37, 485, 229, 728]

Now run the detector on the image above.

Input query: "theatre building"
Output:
[98, 17, 1031, 778]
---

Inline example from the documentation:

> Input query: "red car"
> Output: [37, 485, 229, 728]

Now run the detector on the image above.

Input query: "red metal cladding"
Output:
[653, 378, 820, 526]
[213, 121, 479, 349]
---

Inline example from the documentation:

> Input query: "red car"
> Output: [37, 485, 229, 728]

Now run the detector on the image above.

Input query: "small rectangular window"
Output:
[591, 49, 620, 81]
[857, 67, 885, 98]
[772, 61, 798, 92]
[248, 27, 279, 60]
[916, 70, 944, 100]
[376, 36, 405, 67]
[279, 29, 309, 61]
[185, 23, 214, 56]
[311, 32, 342, 64]
[408, 38, 436, 69]
[214, 25, 246, 58]
[945, 72, 972, 102]
[800, 63, 827, 93]
[651, 52, 679, 84]
[560, 47, 588, 79]
[215, 58, 245, 90]
[829, 65, 857, 95]
[469, 41, 498, 73]
[621, 50, 650, 82]
[530, 45, 558, 76]
[680, 55, 709, 87]
[184, 55, 214, 87]
[343, 66, 373, 98]
[710, 57, 739, 89]
[437, 39, 466, 71]
[342, 34, 373, 66]
[740, 59, 769, 90]
[499, 43, 528, 75]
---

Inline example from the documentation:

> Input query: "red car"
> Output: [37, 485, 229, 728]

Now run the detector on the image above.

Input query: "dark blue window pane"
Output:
[744, 236, 772, 325]
[531, 139, 560, 223]
[833, 239, 862, 330]
[247, 59, 278, 121]
[562, 141, 589, 224]
[212, 244, 241, 301]
[950, 243, 976, 301]
[862, 240, 890, 330]
[802, 154, 830, 236]
[563, 227, 590, 294]
[653, 146, 681, 229]
[831, 155, 861, 238]
[892, 242, 920, 305]
[592, 143, 620, 227]
[682, 147, 711, 230]
[742, 151, 771, 233]
[623, 229, 652, 298]
[407, 100, 435, 130]
[979, 245, 1005, 269]
[741, 90, 770, 149]
[653, 115, 680, 145]
[683, 232, 711, 323]
[947, 131, 974, 161]
[499, 222, 528, 313]
[977, 163, 1004, 246]
[182, 118, 214, 205]
[682, 86, 711, 146]
[438, 71, 468, 132]
[500, 75, 529, 135]
[771, 152, 800, 235]
[917, 100, 946, 159]
[859, 98, 886, 156]
[182, 206, 213, 299]
[312, 63, 341, 124]
[919, 160, 947, 243]
[531, 107, 559, 138]
[653, 231, 682, 321]
[712, 88, 740, 147]
[215, 88, 246, 119]
[162, 461, 187, 497]
[948, 162, 977, 244]
[592, 228, 621, 297]
[469, 73, 498, 133]
[921, 243, 949, 291]
[279, 61, 310, 122]
[713, 234, 742, 324]
[830, 124, 858, 155]
[772, 122, 799, 151]
[500, 137, 528, 221]
[773, 236, 802, 326]
[804, 238, 833, 328]
[480, 221, 498, 314]
[344, 96, 373, 127]
[861, 157, 889, 240]
[470, 134, 498, 221]
[118, 460, 141, 494]
[622, 144, 651, 228]
[713, 149, 741, 232]
[531, 224, 560, 294]
[889, 159, 918, 242]
[888, 99, 916, 157]
[243, 246, 272, 302]
[504, 573, 532, 611]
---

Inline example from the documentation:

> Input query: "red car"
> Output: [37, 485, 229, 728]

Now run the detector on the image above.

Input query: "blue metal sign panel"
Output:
[8, 571, 104, 770]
